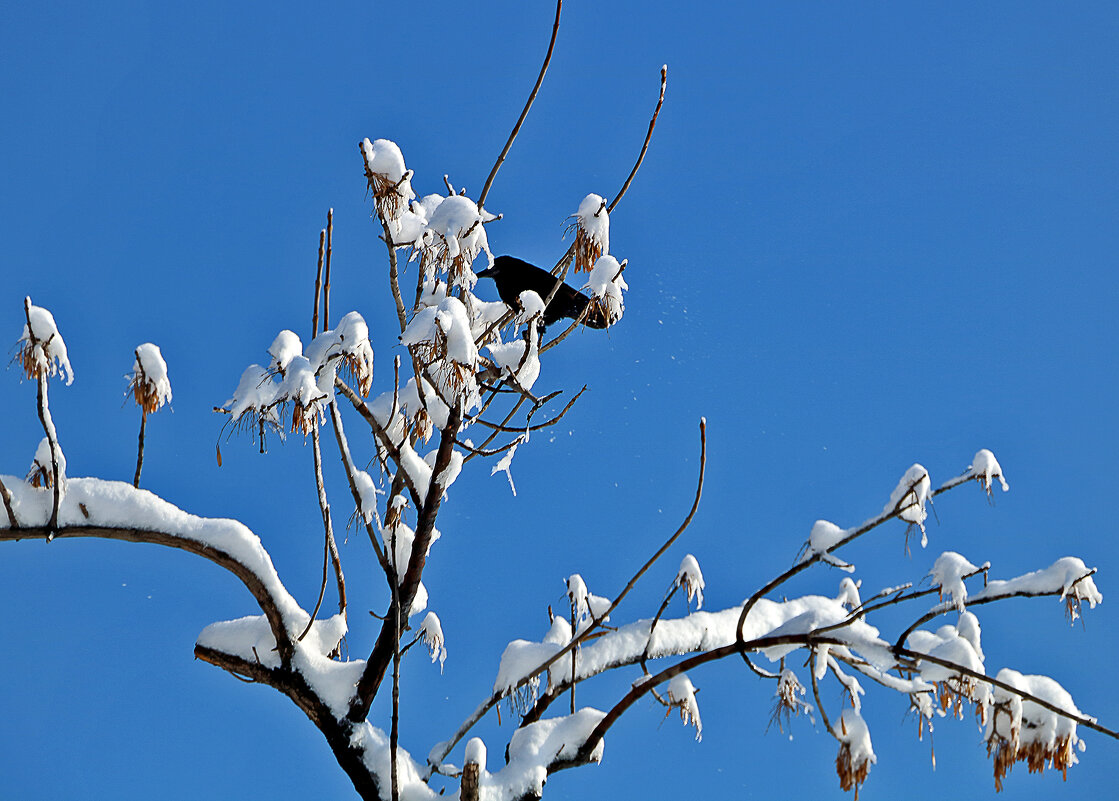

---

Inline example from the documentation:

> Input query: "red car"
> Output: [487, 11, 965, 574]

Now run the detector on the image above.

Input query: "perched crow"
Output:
[476, 255, 606, 330]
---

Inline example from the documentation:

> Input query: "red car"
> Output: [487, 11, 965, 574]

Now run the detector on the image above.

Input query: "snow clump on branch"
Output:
[583, 255, 627, 328]
[836, 709, 876, 799]
[360, 138, 415, 222]
[18, 299, 74, 386]
[420, 611, 447, 671]
[801, 519, 855, 572]
[570, 193, 609, 273]
[675, 554, 705, 609]
[985, 669, 1089, 791]
[128, 343, 172, 414]
[969, 448, 1009, 494]
[885, 464, 932, 548]
[27, 437, 66, 489]
[665, 673, 702, 740]
[930, 551, 987, 612]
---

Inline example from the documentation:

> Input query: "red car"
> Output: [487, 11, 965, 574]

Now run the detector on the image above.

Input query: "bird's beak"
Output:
[476, 265, 497, 279]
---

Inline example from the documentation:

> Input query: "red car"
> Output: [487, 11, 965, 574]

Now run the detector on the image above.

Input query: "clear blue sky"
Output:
[2, 2, 1117, 799]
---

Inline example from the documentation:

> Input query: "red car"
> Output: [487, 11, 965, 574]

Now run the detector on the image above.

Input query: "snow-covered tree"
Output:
[1, 6, 1114, 800]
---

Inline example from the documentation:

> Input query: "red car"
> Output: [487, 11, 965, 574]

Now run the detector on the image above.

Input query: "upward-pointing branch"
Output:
[477, 0, 563, 209]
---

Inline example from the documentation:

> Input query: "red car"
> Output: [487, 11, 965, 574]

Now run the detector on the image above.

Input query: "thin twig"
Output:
[810, 652, 836, 737]
[326, 401, 392, 580]
[607, 65, 667, 214]
[477, 0, 563, 209]
[390, 526, 401, 801]
[324, 209, 333, 331]
[384, 218, 409, 333]
[298, 425, 346, 640]
[640, 584, 680, 675]
[133, 409, 147, 488]
[313, 229, 325, 336]
[299, 517, 332, 643]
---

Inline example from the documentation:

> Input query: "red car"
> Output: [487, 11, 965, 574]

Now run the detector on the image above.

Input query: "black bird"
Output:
[476, 255, 606, 330]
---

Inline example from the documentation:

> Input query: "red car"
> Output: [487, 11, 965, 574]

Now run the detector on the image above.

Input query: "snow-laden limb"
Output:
[198, 612, 364, 714]
[0, 475, 307, 660]
[487, 709, 606, 799]
[971, 556, 1103, 611]
[912, 556, 1104, 627]
[350, 722, 437, 801]
[929, 551, 988, 612]
[497, 594, 889, 699]
[494, 616, 573, 703]
[18, 298, 74, 386]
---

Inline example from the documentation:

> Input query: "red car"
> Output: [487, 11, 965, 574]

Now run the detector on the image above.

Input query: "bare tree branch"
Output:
[477, 0, 563, 209]
[348, 403, 464, 723]
[2, 524, 296, 664]
[607, 64, 667, 215]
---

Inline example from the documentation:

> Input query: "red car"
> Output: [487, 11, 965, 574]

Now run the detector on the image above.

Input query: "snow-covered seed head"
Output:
[568, 193, 610, 274]
[417, 195, 495, 291]
[582, 255, 627, 329]
[769, 670, 810, 734]
[335, 312, 375, 397]
[360, 138, 415, 222]
[675, 554, 705, 609]
[985, 722, 1075, 792]
[970, 448, 1009, 496]
[835, 710, 875, 799]
[128, 343, 172, 415]
[18, 298, 74, 386]
[664, 673, 702, 741]
[400, 297, 479, 399]
[420, 611, 447, 672]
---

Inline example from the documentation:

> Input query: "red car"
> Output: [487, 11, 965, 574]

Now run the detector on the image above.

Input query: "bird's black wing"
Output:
[479, 256, 605, 329]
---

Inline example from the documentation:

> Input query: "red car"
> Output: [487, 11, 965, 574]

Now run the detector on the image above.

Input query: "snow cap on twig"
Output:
[570, 193, 609, 273]
[18, 299, 74, 386]
[675, 554, 705, 609]
[665, 673, 702, 741]
[129, 343, 172, 414]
